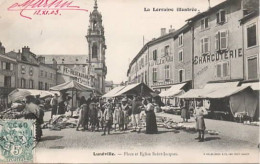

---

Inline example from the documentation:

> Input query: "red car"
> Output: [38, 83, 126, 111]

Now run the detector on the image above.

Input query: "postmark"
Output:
[0, 119, 35, 162]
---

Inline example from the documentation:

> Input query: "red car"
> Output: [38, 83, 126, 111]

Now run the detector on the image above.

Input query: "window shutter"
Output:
[216, 13, 220, 24]
[3, 62, 6, 69]
[226, 30, 229, 49]
[161, 48, 164, 57]
[215, 32, 219, 50]
[201, 19, 204, 30]
[200, 39, 204, 54]
[220, 10, 226, 22]
[223, 62, 228, 77]
[10, 63, 13, 71]
[217, 64, 222, 77]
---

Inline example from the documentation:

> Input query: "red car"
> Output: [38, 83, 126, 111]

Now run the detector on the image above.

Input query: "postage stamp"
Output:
[0, 119, 35, 163]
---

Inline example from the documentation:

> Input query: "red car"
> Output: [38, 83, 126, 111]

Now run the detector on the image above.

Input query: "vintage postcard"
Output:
[0, 0, 259, 163]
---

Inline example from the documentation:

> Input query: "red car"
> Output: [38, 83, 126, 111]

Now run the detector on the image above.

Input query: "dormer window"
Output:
[201, 17, 209, 30]
[216, 9, 226, 24]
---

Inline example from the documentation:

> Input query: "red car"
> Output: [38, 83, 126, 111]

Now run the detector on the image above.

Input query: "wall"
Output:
[38, 64, 57, 90]
[17, 62, 39, 89]
[193, 1, 244, 88]
[148, 37, 175, 89]
[243, 16, 259, 80]
[173, 28, 193, 84]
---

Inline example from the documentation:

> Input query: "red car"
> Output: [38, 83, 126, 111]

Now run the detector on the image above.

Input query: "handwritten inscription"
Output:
[8, 0, 88, 20]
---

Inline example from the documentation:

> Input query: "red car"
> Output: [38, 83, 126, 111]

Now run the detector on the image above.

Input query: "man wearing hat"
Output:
[131, 96, 142, 132]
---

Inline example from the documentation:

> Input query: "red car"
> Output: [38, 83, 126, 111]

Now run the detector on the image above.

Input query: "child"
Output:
[102, 103, 113, 136]
[113, 103, 123, 131]
[194, 99, 208, 142]
[97, 104, 103, 131]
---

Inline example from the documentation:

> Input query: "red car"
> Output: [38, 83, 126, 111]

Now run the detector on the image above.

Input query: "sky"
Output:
[0, 0, 225, 84]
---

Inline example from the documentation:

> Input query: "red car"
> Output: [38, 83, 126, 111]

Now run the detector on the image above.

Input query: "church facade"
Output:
[43, 0, 107, 93]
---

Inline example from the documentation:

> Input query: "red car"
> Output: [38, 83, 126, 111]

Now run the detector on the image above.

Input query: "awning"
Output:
[178, 89, 212, 99]
[102, 86, 126, 98]
[50, 80, 94, 92]
[178, 81, 240, 99]
[204, 86, 251, 98]
[159, 82, 187, 97]
[113, 83, 154, 97]
[8, 89, 60, 102]
[241, 82, 259, 90]
[203, 81, 239, 90]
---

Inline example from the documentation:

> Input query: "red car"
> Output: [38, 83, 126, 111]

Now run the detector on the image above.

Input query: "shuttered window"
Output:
[248, 57, 258, 80]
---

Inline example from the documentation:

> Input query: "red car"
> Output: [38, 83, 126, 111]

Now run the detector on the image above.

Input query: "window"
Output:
[178, 50, 183, 62]
[41, 70, 44, 76]
[4, 76, 11, 88]
[92, 44, 98, 58]
[153, 50, 157, 60]
[21, 78, 26, 88]
[165, 45, 170, 56]
[247, 23, 257, 48]
[21, 65, 26, 74]
[247, 57, 258, 80]
[179, 69, 185, 82]
[38, 81, 43, 90]
[1, 62, 12, 70]
[216, 62, 229, 78]
[201, 17, 209, 30]
[165, 65, 170, 80]
[152, 68, 157, 82]
[29, 79, 34, 89]
[200, 37, 210, 54]
[45, 71, 47, 77]
[178, 34, 183, 47]
[45, 83, 48, 90]
[216, 9, 226, 24]
[145, 71, 147, 84]
[215, 30, 228, 50]
[29, 67, 33, 76]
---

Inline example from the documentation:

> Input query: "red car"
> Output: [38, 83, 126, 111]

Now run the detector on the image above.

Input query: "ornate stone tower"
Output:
[86, 0, 107, 93]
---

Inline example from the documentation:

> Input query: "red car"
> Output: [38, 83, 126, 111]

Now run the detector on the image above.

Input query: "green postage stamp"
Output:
[0, 119, 35, 163]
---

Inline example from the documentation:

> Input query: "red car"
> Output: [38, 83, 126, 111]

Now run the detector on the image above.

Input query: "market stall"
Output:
[113, 83, 154, 97]
[102, 86, 126, 98]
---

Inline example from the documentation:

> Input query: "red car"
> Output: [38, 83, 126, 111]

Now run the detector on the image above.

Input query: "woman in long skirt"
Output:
[180, 99, 190, 122]
[143, 98, 158, 134]
[194, 99, 208, 142]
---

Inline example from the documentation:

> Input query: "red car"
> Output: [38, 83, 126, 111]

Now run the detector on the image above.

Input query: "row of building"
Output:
[127, 0, 259, 93]
[0, 1, 108, 108]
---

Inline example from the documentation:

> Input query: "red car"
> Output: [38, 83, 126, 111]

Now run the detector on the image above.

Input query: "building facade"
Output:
[189, 0, 245, 89]
[127, 0, 259, 93]
[128, 28, 177, 92]
[240, 11, 259, 81]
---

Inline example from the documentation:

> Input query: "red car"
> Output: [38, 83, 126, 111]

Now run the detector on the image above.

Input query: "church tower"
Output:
[86, 0, 107, 93]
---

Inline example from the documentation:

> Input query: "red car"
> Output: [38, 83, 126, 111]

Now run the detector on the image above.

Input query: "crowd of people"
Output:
[71, 94, 159, 135]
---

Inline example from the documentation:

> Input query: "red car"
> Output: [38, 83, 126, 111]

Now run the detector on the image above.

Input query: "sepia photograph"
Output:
[0, 0, 259, 163]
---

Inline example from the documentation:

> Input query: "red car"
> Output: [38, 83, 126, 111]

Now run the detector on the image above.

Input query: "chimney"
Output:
[22, 46, 30, 54]
[169, 25, 175, 33]
[161, 28, 166, 36]
[0, 42, 5, 54]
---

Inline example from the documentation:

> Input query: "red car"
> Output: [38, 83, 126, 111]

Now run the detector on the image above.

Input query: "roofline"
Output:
[127, 23, 191, 76]
[239, 10, 259, 24]
[0, 53, 17, 62]
[185, 0, 230, 22]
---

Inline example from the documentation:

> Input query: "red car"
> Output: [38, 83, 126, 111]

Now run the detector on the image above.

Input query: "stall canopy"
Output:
[50, 80, 94, 92]
[8, 89, 60, 103]
[159, 82, 187, 97]
[179, 81, 240, 99]
[113, 83, 154, 97]
[102, 86, 126, 98]
[241, 82, 259, 90]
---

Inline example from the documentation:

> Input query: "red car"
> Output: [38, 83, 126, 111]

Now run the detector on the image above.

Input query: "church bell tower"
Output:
[86, 0, 107, 93]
